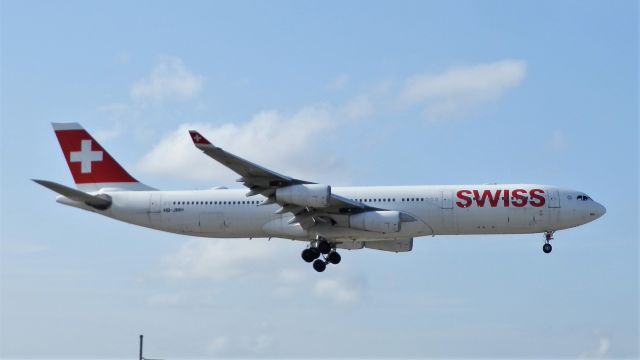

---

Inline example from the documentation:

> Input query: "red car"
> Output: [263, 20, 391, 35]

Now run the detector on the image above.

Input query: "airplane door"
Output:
[149, 193, 162, 224]
[440, 190, 455, 233]
[441, 191, 453, 209]
[547, 190, 561, 208]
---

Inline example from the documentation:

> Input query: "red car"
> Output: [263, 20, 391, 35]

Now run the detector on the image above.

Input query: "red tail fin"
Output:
[52, 123, 152, 191]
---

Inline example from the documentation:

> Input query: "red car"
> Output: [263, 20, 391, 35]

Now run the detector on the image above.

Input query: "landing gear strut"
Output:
[304, 235, 341, 272]
[543, 231, 554, 253]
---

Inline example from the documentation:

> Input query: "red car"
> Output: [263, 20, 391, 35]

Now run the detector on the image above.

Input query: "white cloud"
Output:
[0, 239, 47, 255]
[272, 268, 308, 298]
[550, 128, 568, 151]
[327, 73, 350, 90]
[204, 334, 274, 356]
[92, 123, 125, 143]
[205, 335, 229, 355]
[596, 337, 611, 357]
[399, 59, 526, 120]
[277, 268, 306, 284]
[159, 238, 365, 305]
[248, 334, 274, 354]
[314, 277, 363, 304]
[162, 238, 284, 281]
[137, 105, 347, 184]
[579, 335, 611, 358]
[130, 57, 204, 102]
[341, 95, 374, 120]
[146, 292, 185, 306]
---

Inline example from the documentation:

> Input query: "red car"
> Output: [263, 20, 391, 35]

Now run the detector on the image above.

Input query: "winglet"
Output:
[189, 130, 212, 147]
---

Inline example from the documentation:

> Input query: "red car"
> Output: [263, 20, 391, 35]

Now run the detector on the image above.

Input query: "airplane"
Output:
[34, 123, 606, 272]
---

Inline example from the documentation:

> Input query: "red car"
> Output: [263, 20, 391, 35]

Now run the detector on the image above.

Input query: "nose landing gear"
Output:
[542, 231, 554, 253]
[302, 235, 341, 272]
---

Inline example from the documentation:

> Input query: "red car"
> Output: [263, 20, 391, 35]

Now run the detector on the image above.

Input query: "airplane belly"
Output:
[454, 207, 505, 234]
[506, 207, 548, 233]
[221, 208, 273, 238]
[199, 212, 226, 234]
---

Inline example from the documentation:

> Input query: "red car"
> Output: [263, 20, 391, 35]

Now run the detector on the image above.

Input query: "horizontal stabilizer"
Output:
[32, 179, 112, 210]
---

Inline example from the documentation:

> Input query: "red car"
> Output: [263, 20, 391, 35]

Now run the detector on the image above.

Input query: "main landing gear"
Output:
[543, 231, 554, 253]
[301, 235, 341, 272]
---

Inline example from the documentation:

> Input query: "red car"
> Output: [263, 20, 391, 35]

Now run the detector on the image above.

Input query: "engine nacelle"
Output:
[349, 210, 401, 233]
[275, 184, 331, 208]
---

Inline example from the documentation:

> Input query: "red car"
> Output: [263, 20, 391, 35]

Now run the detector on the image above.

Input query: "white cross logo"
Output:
[70, 140, 103, 173]
[193, 134, 202, 142]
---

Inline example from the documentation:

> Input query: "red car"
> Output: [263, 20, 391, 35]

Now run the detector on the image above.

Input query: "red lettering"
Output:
[473, 189, 501, 207]
[512, 189, 527, 207]
[456, 190, 472, 208]
[455, 188, 544, 208]
[530, 189, 546, 207]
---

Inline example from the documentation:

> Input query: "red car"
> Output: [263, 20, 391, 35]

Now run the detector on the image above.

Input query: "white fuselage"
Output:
[58, 184, 606, 243]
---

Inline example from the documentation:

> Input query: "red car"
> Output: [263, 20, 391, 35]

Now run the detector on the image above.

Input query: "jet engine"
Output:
[275, 184, 331, 208]
[349, 210, 401, 233]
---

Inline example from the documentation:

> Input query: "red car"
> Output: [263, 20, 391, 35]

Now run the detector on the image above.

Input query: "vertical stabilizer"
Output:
[52, 123, 153, 191]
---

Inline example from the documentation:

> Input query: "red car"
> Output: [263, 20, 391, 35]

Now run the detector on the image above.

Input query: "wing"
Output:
[188, 130, 383, 228]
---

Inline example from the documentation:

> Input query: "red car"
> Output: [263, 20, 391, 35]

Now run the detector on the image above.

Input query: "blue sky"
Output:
[0, 0, 637, 358]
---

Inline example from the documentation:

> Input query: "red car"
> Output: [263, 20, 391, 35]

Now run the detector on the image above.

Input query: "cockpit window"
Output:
[577, 195, 591, 201]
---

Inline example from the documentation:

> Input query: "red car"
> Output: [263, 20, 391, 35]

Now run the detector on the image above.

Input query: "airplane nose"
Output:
[591, 202, 606, 219]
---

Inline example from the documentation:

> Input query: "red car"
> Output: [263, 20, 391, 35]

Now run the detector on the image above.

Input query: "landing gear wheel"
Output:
[301, 249, 316, 263]
[543, 243, 552, 253]
[326, 251, 341, 265]
[317, 240, 332, 254]
[310, 247, 321, 257]
[312, 259, 327, 272]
